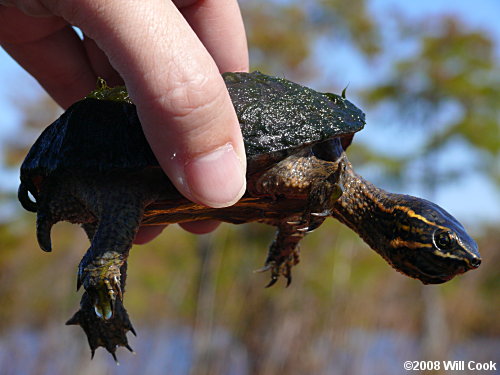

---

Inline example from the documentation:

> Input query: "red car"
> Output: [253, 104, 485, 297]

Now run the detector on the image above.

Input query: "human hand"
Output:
[0, 0, 249, 242]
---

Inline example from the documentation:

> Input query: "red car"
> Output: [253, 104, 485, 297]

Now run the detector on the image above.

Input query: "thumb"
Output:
[53, 0, 247, 207]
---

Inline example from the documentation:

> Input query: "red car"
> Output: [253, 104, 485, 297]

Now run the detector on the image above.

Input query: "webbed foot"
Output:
[67, 291, 136, 362]
[77, 251, 125, 320]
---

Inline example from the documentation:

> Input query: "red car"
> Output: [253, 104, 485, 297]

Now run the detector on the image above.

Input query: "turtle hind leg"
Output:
[82, 222, 97, 242]
[71, 222, 136, 360]
[70, 196, 142, 360]
[77, 192, 145, 321]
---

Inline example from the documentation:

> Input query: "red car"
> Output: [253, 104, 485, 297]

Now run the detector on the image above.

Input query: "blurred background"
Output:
[0, 0, 499, 374]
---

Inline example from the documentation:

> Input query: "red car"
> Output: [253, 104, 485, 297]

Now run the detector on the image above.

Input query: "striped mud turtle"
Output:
[18, 71, 481, 359]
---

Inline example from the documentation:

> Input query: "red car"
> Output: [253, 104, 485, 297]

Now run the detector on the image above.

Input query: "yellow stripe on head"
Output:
[393, 205, 449, 230]
[390, 238, 434, 250]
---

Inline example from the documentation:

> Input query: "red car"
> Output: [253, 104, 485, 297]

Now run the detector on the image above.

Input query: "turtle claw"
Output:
[254, 264, 273, 273]
[265, 276, 278, 288]
[263, 266, 293, 288]
[113, 276, 123, 300]
[256, 264, 281, 287]
[285, 269, 292, 287]
[259, 259, 294, 288]
[311, 211, 329, 217]
[255, 261, 282, 287]
[129, 325, 137, 337]
[76, 274, 82, 292]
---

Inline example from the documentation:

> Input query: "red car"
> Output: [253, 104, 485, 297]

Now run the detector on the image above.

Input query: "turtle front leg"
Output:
[305, 159, 345, 219]
[251, 153, 344, 228]
[257, 222, 310, 287]
[251, 153, 341, 286]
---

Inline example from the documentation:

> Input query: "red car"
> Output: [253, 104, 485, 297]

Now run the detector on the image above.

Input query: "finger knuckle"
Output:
[160, 72, 226, 123]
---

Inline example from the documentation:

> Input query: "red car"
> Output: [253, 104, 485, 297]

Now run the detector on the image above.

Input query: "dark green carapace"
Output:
[17, 71, 480, 360]
[224, 71, 364, 155]
[19, 99, 156, 179]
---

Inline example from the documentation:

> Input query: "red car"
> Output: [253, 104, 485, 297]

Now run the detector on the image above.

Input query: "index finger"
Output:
[177, 0, 249, 73]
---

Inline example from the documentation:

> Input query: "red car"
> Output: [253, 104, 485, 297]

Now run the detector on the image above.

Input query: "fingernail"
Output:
[183, 143, 246, 208]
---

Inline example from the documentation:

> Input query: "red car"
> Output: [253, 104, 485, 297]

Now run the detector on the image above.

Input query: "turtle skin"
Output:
[18, 72, 480, 360]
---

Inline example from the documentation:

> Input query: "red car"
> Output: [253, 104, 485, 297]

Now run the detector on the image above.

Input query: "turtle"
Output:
[18, 71, 481, 360]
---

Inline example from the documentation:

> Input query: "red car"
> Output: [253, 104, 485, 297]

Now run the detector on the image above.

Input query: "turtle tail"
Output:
[18, 182, 38, 212]
[36, 211, 54, 252]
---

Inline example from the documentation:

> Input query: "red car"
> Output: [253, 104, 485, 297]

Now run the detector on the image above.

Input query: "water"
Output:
[0, 324, 498, 375]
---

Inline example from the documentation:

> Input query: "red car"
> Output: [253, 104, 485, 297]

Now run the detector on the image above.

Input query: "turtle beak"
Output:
[463, 254, 481, 269]
[456, 235, 481, 270]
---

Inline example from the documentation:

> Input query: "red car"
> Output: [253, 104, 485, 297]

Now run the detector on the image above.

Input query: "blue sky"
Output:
[368, 0, 500, 227]
[312, 0, 500, 227]
[0, 0, 499, 226]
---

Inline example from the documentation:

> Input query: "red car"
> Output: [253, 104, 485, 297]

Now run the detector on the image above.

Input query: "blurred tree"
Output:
[362, 15, 500, 189]
[3, 95, 60, 166]
[241, 0, 379, 78]
[359, 15, 500, 367]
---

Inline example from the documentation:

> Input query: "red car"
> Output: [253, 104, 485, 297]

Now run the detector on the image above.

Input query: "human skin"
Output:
[0, 0, 249, 242]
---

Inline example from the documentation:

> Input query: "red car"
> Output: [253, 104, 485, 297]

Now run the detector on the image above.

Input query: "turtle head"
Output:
[331, 161, 481, 284]
[386, 196, 481, 284]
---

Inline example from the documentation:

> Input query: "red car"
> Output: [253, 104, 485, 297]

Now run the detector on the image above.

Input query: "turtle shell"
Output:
[20, 71, 365, 182]
[224, 71, 365, 155]
[20, 99, 157, 179]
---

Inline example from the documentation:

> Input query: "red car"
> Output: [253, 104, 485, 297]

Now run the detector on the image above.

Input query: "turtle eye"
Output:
[433, 230, 455, 251]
